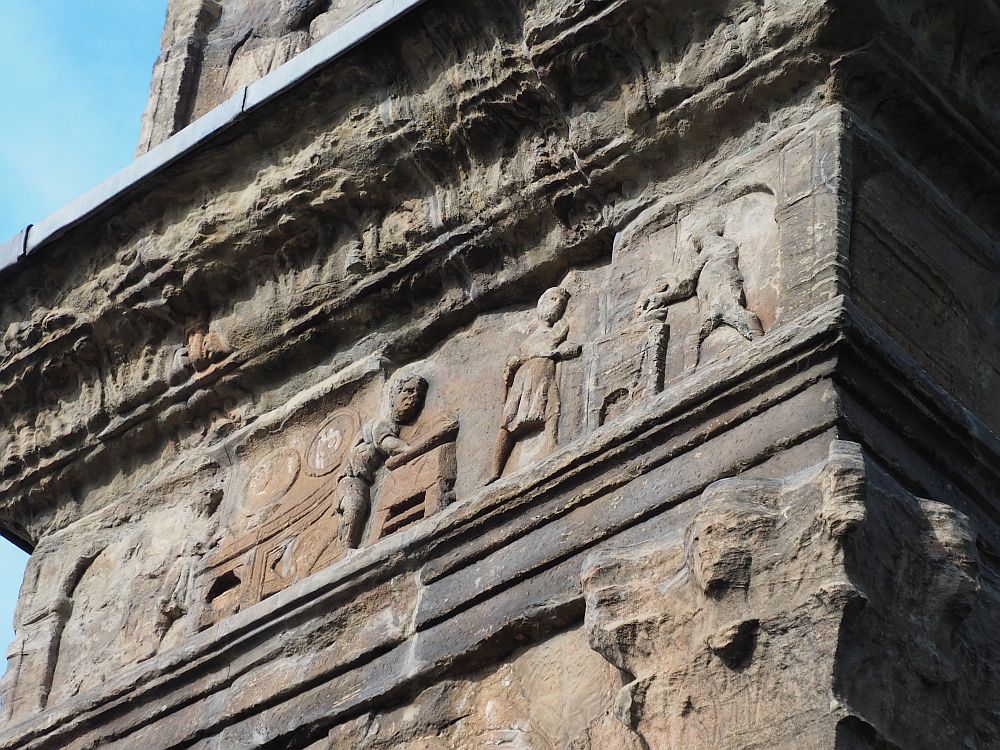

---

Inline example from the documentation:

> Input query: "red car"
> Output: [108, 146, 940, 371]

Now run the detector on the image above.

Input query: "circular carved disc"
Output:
[305, 409, 359, 476]
[245, 448, 301, 511]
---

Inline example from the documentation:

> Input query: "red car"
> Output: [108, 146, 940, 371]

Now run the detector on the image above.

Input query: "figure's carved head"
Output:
[386, 373, 428, 424]
[536, 286, 571, 325]
[691, 212, 727, 251]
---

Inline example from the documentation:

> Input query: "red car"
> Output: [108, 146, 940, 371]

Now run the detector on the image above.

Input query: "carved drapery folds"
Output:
[489, 286, 581, 482]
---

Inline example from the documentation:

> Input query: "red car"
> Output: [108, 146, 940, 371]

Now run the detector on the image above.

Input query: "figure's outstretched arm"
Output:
[380, 435, 411, 456]
[636, 268, 698, 316]
[555, 340, 582, 360]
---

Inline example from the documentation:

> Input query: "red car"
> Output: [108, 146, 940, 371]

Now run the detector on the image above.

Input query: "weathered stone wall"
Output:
[2, 0, 1000, 747]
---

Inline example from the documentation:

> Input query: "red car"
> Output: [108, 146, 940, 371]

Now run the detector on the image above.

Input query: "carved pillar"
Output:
[136, 0, 222, 154]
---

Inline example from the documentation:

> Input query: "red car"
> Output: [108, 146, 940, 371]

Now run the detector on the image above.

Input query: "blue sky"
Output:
[0, 0, 167, 665]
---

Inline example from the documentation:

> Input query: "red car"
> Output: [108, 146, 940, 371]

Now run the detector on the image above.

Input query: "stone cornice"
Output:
[837, 299, 1000, 532]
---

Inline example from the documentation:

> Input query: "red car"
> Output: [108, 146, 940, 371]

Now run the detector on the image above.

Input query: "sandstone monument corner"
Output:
[1, 1, 999, 748]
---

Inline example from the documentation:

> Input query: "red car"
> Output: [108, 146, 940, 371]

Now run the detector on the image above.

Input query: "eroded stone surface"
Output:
[582, 441, 868, 748]
[3, 0, 1000, 747]
[309, 626, 638, 749]
[583, 442, 1000, 749]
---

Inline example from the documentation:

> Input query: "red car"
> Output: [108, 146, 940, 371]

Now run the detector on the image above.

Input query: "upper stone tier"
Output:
[138, 0, 378, 154]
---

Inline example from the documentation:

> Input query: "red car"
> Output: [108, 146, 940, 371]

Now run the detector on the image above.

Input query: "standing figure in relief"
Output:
[488, 287, 581, 483]
[638, 213, 763, 368]
[337, 372, 428, 548]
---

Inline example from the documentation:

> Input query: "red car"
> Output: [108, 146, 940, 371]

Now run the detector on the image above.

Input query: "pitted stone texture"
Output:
[315, 626, 640, 749]
[582, 442, 1000, 749]
[1, 497, 217, 722]
[582, 441, 868, 748]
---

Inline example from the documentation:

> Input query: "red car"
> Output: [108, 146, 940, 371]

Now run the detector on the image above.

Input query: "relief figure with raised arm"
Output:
[638, 213, 763, 369]
[337, 371, 429, 548]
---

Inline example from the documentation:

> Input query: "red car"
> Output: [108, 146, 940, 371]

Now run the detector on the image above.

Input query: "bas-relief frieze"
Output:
[0, 105, 832, 553]
[198, 367, 462, 628]
[585, 189, 778, 430]
[3, 123, 830, 721]
[1, 498, 214, 721]
[195, 190, 782, 627]
[0, 298, 233, 479]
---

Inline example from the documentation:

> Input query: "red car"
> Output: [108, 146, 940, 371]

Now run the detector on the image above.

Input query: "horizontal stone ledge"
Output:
[412, 380, 835, 632]
[8, 295, 999, 748]
[837, 299, 1000, 523]
[41, 421, 843, 749]
[9, 388, 839, 749]
[847, 110, 1000, 268]
[840, 299, 1000, 463]
[0, 298, 847, 750]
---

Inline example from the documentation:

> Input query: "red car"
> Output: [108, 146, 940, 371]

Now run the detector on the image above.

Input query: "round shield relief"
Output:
[245, 448, 301, 511]
[304, 409, 360, 476]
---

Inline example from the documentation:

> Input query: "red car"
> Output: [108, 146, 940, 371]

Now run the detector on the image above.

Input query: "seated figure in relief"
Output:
[337, 372, 428, 548]
[638, 213, 763, 368]
[488, 287, 581, 483]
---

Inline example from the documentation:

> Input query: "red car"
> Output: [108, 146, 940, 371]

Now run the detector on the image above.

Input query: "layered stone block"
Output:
[1, 0, 999, 747]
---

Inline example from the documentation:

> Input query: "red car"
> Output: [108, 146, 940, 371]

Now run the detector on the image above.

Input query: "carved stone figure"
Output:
[184, 316, 230, 373]
[639, 214, 763, 368]
[489, 287, 581, 483]
[337, 371, 430, 548]
[582, 443, 863, 747]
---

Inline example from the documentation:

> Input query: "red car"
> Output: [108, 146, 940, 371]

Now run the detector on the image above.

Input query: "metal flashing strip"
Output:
[0, 226, 28, 267]
[1, 0, 430, 271]
[25, 90, 247, 255]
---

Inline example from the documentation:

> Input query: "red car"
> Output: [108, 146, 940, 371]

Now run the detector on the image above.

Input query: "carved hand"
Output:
[502, 356, 524, 388]
[639, 290, 673, 313]
[381, 435, 412, 457]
